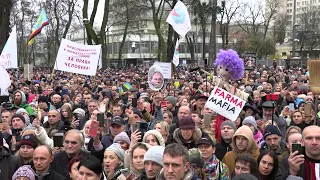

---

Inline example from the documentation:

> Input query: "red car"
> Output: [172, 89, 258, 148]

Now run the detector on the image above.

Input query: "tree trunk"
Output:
[0, 0, 12, 51]
[118, 0, 130, 68]
[62, 0, 75, 39]
[54, 0, 61, 46]
[186, 35, 195, 64]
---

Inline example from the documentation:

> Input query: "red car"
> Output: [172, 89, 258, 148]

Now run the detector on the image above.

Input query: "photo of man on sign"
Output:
[148, 65, 164, 90]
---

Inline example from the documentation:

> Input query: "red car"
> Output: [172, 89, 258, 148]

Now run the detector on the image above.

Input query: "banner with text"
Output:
[153, 62, 172, 79]
[0, 26, 18, 69]
[205, 87, 246, 121]
[54, 39, 101, 76]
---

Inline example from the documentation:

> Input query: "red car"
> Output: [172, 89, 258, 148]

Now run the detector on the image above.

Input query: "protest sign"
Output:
[153, 62, 172, 79]
[166, 1, 191, 37]
[54, 39, 101, 76]
[0, 26, 18, 69]
[148, 65, 164, 91]
[205, 86, 246, 121]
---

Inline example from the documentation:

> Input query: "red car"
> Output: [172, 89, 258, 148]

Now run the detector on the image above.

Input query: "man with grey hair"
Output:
[51, 129, 91, 178]
[148, 65, 164, 89]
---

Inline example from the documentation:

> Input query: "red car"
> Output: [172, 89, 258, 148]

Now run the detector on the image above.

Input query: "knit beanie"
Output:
[12, 165, 35, 180]
[105, 143, 125, 161]
[18, 134, 38, 149]
[16, 108, 29, 115]
[188, 148, 205, 168]
[113, 132, 131, 145]
[143, 130, 165, 147]
[264, 125, 282, 140]
[165, 96, 177, 106]
[220, 120, 237, 131]
[144, 146, 165, 167]
[73, 108, 86, 117]
[242, 116, 257, 130]
[11, 114, 26, 124]
[179, 116, 195, 129]
[132, 108, 142, 119]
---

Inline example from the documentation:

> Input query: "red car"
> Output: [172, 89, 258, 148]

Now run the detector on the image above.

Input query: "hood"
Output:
[0, 146, 11, 159]
[232, 125, 257, 153]
[16, 90, 27, 104]
[127, 142, 151, 176]
[173, 126, 202, 145]
[142, 130, 165, 147]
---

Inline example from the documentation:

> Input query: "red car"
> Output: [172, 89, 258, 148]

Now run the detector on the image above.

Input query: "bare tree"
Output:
[262, 0, 280, 41]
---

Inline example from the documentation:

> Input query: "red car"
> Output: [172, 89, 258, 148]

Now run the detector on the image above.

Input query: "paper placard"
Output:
[54, 39, 101, 76]
[153, 62, 172, 79]
[0, 26, 18, 69]
[205, 87, 246, 121]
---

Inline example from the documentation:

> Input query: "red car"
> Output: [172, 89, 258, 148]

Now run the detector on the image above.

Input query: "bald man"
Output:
[44, 110, 63, 135]
[276, 125, 320, 180]
[33, 145, 65, 179]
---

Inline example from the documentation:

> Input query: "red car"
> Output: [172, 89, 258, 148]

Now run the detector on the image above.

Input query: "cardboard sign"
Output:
[54, 39, 101, 76]
[205, 87, 246, 121]
[153, 62, 172, 79]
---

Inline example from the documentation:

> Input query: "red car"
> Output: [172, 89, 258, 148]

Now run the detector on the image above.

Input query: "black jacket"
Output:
[88, 134, 114, 161]
[35, 168, 67, 180]
[215, 138, 232, 161]
[51, 150, 91, 178]
[0, 146, 19, 180]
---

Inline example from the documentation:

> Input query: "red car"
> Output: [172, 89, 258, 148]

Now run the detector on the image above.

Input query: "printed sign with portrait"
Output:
[148, 65, 165, 91]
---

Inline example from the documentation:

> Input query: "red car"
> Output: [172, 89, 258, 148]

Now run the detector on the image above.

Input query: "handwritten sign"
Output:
[54, 39, 101, 76]
[0, 26, 18, 69]
[205, 87, 246, 121]
[153, 62, 172, 79]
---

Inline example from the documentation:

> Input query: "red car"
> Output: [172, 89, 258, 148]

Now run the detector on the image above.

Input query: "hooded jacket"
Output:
[222, 125, 260, 174]
[0, 146, 19, 180]
[11, 91, 35, 116]
[166, 126, 203, 149]
[142, 130, 165, 147]
[215, 138, 233, 161]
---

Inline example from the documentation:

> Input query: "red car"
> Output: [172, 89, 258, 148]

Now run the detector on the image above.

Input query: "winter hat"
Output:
[188, 148, 205, 168]
[38, 96, 49, 104]
[18, 134, 38, 149]
[242, 116, 257, 130]
[105, 143, 125, 161]
[179, 116, 195, 129]
[73, 108, 86, 117]
[113, 132, 131, 145]
[132, 108, 142, 119]
[165, 96, 177, 106]
[15, 91, 27, 103]
[232, 174, 258, 180]
[12, 165, 35, 180]
[11, 114, 26, 124]
[220, 120, 237, 131]
[143, 130, 165, 147]
[264, 125, 282, 140]
[16, 108, 29, 115]
[144, 146, 165, 167]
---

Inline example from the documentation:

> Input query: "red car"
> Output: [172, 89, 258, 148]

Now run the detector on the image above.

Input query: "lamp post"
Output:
[83, 18, 89, 45]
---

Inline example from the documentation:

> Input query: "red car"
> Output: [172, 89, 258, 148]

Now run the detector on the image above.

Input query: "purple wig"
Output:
[214, 49, 244, 80]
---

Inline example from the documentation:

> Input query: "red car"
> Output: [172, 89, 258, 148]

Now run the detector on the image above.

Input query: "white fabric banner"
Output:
[54, 39, 101, 76]
[0, 26, 18, 69]
[166, 1, 191, 37]
[172, 39, 180, 67]
[205, 87, 246, 121]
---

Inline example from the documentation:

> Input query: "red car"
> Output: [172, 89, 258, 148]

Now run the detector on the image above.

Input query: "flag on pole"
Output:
[166, 1, 191, 37]
[172, 39, 180, 67]
[27, 8, 49, 45]
[0, 26, 18, 69]
[0, 65, 11, 95]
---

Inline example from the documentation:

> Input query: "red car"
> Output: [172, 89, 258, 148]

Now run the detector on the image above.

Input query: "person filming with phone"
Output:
[276, 125, 320, 180]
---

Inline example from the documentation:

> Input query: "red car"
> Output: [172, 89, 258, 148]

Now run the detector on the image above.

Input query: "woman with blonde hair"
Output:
[154, 121, 169, 141]
[81, 120, 92, 150]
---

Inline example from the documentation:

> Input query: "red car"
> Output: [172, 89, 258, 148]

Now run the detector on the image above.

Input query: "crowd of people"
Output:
[0, 64, 319, 180]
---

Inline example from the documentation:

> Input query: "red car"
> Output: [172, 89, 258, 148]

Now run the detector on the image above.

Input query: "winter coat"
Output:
[222, 126, 260, 174]
[34, 126, 54, 149]
[147, 106, 164, 130]
[11, 91, 35, 116]
[35, 167, 67, 180]
[88, 134, 114, 161]
[166, 126, 203, 149]
[215, 138, 232, 161]
[156, 168, 201, 180]
[51, 150, 91, 178]
[260, 140, 287, 155]
[0, 146, 19, 179]
[203, 155, 230, 180]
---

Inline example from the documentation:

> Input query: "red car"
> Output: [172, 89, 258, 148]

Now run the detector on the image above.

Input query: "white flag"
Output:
[98, 49, 102, 70]
[0, 26, 18, 69]
[166, 1, 191, 37]
[0, 65, 11, 95]
[172, 39, 180, 67]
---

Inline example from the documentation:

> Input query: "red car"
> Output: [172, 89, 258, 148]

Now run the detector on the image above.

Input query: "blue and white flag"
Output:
[166, 1, 191, 37]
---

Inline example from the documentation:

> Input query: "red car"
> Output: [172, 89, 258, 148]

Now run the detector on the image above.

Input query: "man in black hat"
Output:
[197, 135, 230, 179]
[195, 94, 208, 114]
[257, 101, 287, 139]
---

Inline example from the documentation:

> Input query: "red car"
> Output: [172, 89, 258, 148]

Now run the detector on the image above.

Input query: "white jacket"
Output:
[35, 127, 54, 149]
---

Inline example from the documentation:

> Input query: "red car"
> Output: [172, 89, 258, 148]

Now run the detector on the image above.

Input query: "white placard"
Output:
[54, 39, 101, 76]
[0, 26, 18, 69]
[205, 87, 246, 121]
[153, 62, 172, 79]
[166, 1, 191, 37]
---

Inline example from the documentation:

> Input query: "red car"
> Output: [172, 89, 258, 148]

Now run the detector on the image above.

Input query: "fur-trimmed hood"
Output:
[173, 126, 202, 145]
[231, 125, 258, 154]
